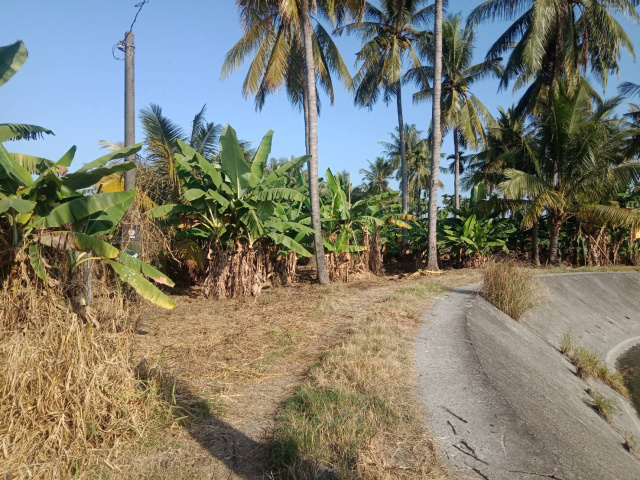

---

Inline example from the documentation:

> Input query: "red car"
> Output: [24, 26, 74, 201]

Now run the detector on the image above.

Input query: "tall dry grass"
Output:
[0, 266, 169, 479]
[482, 260, 538, 320]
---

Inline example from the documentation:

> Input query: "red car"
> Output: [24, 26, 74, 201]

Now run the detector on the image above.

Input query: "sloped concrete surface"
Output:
[415, 273, 640, 479]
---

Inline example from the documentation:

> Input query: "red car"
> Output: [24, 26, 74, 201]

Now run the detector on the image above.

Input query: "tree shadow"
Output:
[135, 359, 334, 479]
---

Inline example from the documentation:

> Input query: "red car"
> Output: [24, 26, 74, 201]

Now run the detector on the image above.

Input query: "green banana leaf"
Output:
[43, 191, 136, 228]
[0, 124, 54, 143]
[220, 126, 252, 198]
[0, 143, 33, 187]
[119, 252, 175, 287]
[105, 259, 176, 309]
[28, 243, 48, 283]
[267, 232, 311, 257]
[249, 130, 274, 185]
[65, 162, 135, 191]
[147, 203, 196, 219]
[0, 40, 27, 87]
[0, 198, 35, 214]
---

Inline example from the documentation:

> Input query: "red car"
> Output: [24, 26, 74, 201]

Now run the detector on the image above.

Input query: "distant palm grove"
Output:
[3, 0, 640, 300]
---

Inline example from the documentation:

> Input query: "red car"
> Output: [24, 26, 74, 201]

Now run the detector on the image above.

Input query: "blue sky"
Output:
[2, 1, 639, 199]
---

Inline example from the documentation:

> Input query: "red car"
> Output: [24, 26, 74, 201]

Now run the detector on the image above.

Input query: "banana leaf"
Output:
[249, 130, 274, 185]
[220, 126, 252, 198]
[43, 190, 136, 228]
[0, 40, 27, 87]
[38, 231, 120, 258]
[105, 259, 176, 309]
[119, 252, 175, 287]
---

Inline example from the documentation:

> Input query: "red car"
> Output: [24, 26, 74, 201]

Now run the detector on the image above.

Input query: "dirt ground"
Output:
[112, 270, 479, 479]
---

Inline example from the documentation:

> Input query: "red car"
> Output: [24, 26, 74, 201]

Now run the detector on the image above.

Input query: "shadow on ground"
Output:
[135, 359, 337, 480]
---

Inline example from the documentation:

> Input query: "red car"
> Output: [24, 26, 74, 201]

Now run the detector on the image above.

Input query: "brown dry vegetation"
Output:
[0, 266, 169, 480]
[482, 260, 538, 320]
[105, 269, 480, 479]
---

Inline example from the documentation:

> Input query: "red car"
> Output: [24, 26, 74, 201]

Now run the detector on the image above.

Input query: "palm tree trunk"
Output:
[301, 0, 330, 284]
[532, 220, 540, 266]
[549, 217, 562, 266]
[302, 88, 310, 155]
[397, 81, 408, 215]
[426, 0, 443, 272]
[453, 127, 460, 212]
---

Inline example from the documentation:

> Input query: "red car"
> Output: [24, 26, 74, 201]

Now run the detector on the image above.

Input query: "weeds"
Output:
[561, 332, 629, 397]
[587, 389, 616, 422]
[482, 260, 538, 320]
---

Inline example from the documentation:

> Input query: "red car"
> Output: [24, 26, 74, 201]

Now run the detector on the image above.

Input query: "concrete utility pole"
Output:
[123, 31, 136, 191]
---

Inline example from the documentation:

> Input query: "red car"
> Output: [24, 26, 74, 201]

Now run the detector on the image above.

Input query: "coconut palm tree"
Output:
[359, 157, 394, 194]
[336, 0, 435, 218]
[227, 0, 364, 285]
[468, 0, 639, 114]
[426, 0, 443, 271]
[407, 13, 500, 210]
[139, 104, 222, 202]
[380, 124, 442, 212]
[496, 81, 640, 265]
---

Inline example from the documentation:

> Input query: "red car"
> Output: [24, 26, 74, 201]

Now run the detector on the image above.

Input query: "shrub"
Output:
[482, 260, 537, 320]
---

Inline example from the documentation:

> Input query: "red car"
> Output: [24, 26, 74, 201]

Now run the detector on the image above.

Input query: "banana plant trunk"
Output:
[300, 0, 330, 284]
[453, 127, 460, 212]
[426, 0, 443, 271]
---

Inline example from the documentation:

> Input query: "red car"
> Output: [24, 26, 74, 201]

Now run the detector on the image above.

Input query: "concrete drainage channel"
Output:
[415, 273, 640, 480]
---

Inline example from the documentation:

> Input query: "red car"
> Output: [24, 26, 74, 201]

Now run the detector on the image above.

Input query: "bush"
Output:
[482, 260, 537, 320]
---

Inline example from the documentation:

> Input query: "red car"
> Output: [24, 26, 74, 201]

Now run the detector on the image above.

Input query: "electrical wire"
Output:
[112, 0, 149, 61]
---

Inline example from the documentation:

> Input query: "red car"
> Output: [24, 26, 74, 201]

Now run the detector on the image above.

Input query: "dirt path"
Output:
[127, 278, 403, 479]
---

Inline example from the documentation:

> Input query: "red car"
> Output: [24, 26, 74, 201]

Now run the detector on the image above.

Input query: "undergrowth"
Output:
[0, 267, 171, 479]
[482, 260, 538, 320]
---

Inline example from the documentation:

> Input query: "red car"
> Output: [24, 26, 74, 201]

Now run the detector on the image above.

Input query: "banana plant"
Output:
[320, 168, 410, 255]
[0, 142, 175, 309]
[0, 40, 53, 142]
[149, 126, 313, 258]
[437, 213, 517, 260]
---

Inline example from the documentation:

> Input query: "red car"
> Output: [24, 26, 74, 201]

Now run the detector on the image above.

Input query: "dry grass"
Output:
[482, 260, 538, 320]
[0, 272, 170, 479]
[267, 271, 481, 479]
[561, 333, 629, 398]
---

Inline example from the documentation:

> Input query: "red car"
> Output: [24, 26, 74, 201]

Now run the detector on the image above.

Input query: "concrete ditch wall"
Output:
[416, 272, 640, 480]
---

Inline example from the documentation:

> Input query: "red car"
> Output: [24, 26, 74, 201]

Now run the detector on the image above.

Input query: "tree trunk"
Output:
[397, 81, 408, 215]
[302, 87, 310, 155]
[532, 220, 540, 266]
[549, 218, 562, 266]
[454, 127, 460, 212]
[426, 0, 443, 272]
[300, 0, 330, 284]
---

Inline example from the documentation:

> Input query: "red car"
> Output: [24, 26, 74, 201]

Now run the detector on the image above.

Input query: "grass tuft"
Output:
[561, 332, 630, 397]
[587, 389, 616, 422]
[482, 260, 538, 320]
